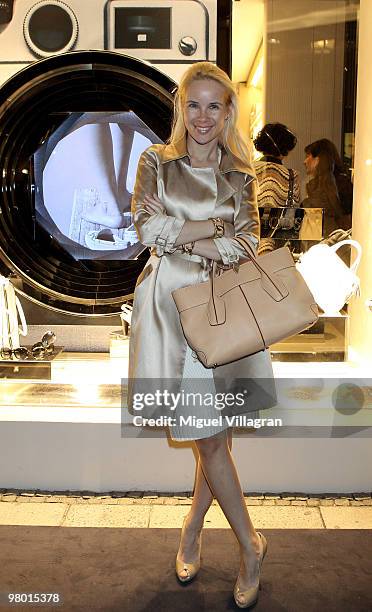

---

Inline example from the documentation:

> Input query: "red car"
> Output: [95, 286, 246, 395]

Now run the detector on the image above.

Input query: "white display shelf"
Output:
[0, 349, 371, 493]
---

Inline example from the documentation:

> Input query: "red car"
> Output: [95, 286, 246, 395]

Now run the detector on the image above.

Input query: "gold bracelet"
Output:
[208, 217, 224, 238]
[182, 241, 195, 255]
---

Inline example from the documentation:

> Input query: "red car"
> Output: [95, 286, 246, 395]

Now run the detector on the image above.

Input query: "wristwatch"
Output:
[209, 217, 225, 238]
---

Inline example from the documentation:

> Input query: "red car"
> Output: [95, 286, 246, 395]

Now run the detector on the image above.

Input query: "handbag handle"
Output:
[234, 236, 289, 300]
[0, 285, 18, 348]
[329, 239, 362, 273]
[15, 295, 27, 336]
[269, 208, 284, 238]
[286, 168, 295, 207]
[0, 276, 28, 342]
[207, 235, 289, 326]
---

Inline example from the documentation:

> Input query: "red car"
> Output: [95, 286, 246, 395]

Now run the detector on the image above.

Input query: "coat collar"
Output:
[159, 134, 255, 176]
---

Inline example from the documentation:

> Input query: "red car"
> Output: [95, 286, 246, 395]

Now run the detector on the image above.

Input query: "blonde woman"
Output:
[127, 62, 274, 608]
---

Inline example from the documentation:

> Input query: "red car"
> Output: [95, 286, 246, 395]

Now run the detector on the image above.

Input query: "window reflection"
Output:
[234, 0, 359, 245]
[233, 0, 360, 360]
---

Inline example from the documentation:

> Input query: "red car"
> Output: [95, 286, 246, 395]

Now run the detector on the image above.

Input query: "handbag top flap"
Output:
[172, 246, 295, 312]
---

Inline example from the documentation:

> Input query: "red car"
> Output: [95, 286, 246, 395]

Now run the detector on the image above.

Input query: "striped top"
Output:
[254, 159, 301, 207]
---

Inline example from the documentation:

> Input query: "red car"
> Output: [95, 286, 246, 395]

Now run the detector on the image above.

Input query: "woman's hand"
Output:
[143, 193, 167, 215]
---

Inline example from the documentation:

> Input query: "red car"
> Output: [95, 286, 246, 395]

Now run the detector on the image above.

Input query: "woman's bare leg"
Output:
[194, 429, 261, 589]
[190, 427, 232, 522]
[177, 428, 232, 579]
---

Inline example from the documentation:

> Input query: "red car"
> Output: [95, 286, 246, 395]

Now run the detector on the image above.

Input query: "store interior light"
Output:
[73, 383, 101, 405]
[312, 39, 335, 53]
[251, 58, 263, 88]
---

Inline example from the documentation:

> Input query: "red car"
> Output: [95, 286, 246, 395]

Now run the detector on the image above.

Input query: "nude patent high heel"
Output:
[233, 532, 267, 609]
[175, 516, 202, 583]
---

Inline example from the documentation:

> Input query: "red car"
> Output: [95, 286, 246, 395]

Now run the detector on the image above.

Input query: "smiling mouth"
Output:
[194, 126, 213, 134]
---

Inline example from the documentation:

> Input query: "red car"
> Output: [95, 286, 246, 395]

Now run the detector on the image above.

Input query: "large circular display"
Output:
[0, 50, 176, 315]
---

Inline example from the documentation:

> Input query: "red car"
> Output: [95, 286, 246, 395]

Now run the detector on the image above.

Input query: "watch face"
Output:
[27, 4, 75, 53]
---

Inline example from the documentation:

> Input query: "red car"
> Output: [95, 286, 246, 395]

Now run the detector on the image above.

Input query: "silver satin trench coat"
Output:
[127, 135, 276, 420]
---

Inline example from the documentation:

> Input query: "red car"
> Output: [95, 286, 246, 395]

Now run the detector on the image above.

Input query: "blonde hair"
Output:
[167, 62, 253, 169]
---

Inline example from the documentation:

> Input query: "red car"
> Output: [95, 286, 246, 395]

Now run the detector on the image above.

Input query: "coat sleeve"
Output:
[213, 174, 260, 268]
[131, 148, 185, 256]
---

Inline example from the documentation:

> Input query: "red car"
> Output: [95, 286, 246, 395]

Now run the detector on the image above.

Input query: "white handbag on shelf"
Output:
[0, 276, 28, 351]
[296, 240, 362, 315]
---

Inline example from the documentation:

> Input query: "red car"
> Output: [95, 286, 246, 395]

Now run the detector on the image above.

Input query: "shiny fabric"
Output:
[127, 135, 275, 422]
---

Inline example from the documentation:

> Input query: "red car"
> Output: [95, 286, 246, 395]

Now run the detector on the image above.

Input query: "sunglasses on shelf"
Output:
[0, 331, 56, 361]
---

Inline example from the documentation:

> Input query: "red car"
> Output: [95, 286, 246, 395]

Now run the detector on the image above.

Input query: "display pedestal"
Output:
[271, 311, 350, 362]
[0, 346, 371, 494]
[0, 347, 63, 380]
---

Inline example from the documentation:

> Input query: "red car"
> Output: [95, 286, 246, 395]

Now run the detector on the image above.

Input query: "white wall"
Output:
[0, 418, 371, 493]
[348, 0, 372, 367]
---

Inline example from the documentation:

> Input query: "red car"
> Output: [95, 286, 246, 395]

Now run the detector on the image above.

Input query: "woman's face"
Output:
[304, 152, 319, 176]
[183, 78, 230, 146]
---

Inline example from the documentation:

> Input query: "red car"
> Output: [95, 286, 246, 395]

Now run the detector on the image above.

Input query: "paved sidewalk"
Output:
[0, 490, 372, 529]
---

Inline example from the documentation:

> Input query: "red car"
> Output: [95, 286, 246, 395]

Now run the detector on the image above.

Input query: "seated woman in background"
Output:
[303, 138, 353, 236]
[253, 122, 301, 207]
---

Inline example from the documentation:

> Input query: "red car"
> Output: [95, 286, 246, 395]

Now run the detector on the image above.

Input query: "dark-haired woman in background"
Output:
[253, 122, 301, 254]
[254, 122, 301, 207]
[303, 138, 353, 236]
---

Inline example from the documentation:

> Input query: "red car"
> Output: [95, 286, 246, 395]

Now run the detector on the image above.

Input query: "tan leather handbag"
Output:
[172, 236, 319, 368]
